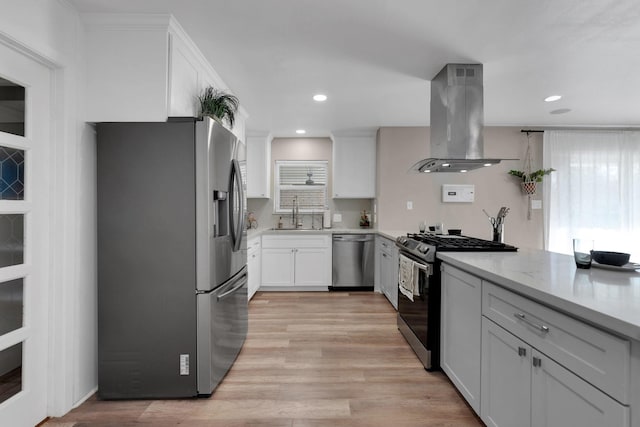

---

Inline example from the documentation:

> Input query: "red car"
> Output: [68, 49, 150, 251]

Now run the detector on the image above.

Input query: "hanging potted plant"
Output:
[508, 168, 556, 194]
[197, 86, 239, 129]
[508, 131, 555, 195]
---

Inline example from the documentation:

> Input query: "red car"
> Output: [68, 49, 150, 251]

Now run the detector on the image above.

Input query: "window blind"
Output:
[275, 161, 328, 212]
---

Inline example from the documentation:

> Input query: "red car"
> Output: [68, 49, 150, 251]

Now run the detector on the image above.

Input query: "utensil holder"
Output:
[492, 224, 504, 243]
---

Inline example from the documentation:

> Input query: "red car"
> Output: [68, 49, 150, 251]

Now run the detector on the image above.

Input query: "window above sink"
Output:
[274, 160, 328, 214]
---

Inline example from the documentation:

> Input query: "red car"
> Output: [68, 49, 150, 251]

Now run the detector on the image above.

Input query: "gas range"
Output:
[396, 233, 518, 262]
[395, 232, 517, 371]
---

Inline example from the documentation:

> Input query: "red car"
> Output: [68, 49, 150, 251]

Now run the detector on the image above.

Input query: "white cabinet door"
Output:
[481, 318, 531, 427]
[441, 265, 482, 414]
[376, 236, 397, 309]
[386, 244, 398, 309]
[380, 249, 392, 300]
[261, 248, 294, 286]
[168, 31, 199, 118]
[248, 246, 261, 300]
[246, 134, 271, 198]
[531, 350, 629, 427]
[332, 135, 376, 198]
[380, 248, 398, 309]
[374, 238, 382, 293]
[294, 247, 330, 286]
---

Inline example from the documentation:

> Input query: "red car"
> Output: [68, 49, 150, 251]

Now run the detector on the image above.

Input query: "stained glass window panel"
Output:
[0, 146, 25, 200]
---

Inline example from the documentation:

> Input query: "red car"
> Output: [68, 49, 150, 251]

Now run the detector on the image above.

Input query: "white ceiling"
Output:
[70, 0, 640, 137]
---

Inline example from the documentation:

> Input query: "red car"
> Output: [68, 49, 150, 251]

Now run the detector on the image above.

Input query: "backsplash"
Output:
[247, 198, 374, 230]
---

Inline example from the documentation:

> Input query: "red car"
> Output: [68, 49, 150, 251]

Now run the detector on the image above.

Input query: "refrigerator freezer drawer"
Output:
[197, 267, 248, 395]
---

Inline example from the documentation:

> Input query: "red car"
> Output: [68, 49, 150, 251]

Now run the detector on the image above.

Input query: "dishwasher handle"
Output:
[333, 234, 374, 243]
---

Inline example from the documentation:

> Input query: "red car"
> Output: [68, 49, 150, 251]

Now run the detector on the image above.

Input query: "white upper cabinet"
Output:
[246, 133, 272, 198]
[331, 134, 376, 198]
[82, 14, 247, 141]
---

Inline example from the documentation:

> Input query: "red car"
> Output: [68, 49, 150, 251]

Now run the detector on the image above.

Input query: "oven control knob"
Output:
[417, 244, 429, 253]
[398, 236, 407, 245]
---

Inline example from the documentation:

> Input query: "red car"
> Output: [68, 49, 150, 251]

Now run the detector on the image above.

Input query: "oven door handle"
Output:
[414, 262, 432, 276]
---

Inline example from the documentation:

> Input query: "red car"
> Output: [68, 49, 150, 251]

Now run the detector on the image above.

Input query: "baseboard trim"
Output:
[73, 386, 98, 409]
[259, 286, 329, 292]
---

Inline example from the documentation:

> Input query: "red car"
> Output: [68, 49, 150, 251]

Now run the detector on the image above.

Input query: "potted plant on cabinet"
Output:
[197, 86, 239, 129]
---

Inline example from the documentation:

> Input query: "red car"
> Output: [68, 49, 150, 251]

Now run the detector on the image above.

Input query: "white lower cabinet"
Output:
[294, 248, 331, 286]
[260, 234, 331, 288]
[440, 264, 482, 414]
[441, 262, 631, 426]
[261, 248, 295, 286]
[481, 317, 629, 427]
[247, 237, 261, 300]
[376, 236, 398, 309]
[530, 348, 628, 427]
[481, 316, 534, 427]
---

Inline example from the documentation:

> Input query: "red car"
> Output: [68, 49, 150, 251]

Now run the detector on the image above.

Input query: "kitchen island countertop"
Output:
[437, 248, 640, 341]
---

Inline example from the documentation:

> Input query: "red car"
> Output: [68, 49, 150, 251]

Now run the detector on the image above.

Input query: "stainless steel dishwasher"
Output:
[331, 234, 375, 290]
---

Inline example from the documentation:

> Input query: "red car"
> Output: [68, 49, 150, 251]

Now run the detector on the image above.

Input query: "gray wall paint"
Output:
[376, 126, 544, 249]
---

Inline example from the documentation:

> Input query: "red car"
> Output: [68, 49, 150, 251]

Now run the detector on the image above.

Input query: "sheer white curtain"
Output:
[543, 130, 640, 261]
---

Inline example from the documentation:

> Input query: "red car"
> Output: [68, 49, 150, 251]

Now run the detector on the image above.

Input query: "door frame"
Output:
[0, 31, 77, 419]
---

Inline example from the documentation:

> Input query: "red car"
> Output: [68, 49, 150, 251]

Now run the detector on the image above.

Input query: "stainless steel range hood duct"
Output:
[411, 64, 505, 173]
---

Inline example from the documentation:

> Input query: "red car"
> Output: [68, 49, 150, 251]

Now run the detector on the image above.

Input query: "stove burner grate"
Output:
[406, 233, 518, 252]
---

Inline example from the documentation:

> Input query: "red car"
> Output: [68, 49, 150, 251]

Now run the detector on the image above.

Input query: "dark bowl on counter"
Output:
[591, 251, 630, 267]
[448, 229, 462, 235]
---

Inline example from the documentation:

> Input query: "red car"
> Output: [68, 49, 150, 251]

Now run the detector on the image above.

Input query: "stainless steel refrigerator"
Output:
[96, 117, 247, 399]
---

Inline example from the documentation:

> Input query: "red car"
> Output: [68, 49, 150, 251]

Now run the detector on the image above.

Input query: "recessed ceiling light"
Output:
[442, 163, 450, 167]
[460, 170, 468, 173]
[484, 163, 493, 167]
[295, 129, 306, 134]
[423, 170, 431, 173]
[313, 94, 327, 102]
[544, 95, 562, 102]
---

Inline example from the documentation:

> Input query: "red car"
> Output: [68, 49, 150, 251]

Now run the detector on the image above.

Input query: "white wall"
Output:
[0, 0, 97, 416]
[377, 127, 544, 249]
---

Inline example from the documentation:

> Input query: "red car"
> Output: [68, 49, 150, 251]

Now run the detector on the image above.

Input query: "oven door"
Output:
[397, 252, 431, 345]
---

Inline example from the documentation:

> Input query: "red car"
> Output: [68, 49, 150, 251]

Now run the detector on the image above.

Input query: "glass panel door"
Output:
[0, 40, 50, 426]
[0, 75, 27, 412]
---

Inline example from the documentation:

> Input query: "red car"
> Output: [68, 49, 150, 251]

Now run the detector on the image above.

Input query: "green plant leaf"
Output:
[198, 86, 239, 128]
[508, 168, 555, 182]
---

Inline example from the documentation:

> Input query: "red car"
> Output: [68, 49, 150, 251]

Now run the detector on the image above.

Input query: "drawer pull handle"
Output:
[514, 313, 550, 333]
[532, 356, 542, 367]
[518, 346, 527, 357]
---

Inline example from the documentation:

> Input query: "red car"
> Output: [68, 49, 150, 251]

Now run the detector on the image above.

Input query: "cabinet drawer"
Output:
[247, 236, 261, 252]
[262, 234, 330, 248]
[376, 237, 394, 253]
[482, 282, 630, 404]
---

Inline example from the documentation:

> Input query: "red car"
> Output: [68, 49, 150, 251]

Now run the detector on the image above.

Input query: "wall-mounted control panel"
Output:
[442, 184, 475, 203]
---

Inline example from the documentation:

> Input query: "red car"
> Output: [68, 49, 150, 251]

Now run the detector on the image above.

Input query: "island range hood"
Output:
[411, 63, 508, 173]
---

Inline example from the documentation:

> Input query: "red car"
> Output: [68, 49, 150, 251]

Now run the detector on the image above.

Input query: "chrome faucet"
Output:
[292, 196, 302, 228]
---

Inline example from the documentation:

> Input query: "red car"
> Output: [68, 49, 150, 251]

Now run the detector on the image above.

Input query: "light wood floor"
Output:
[45, 291, 482, 426]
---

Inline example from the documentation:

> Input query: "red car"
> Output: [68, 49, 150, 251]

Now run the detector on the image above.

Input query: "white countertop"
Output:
[437, 248, 640, 341]
[248, 227, 408, 242]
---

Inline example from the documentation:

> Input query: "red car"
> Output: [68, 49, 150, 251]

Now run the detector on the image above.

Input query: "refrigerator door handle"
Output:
[217, 274, 247, 301]
[229, 159, 245, 252]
